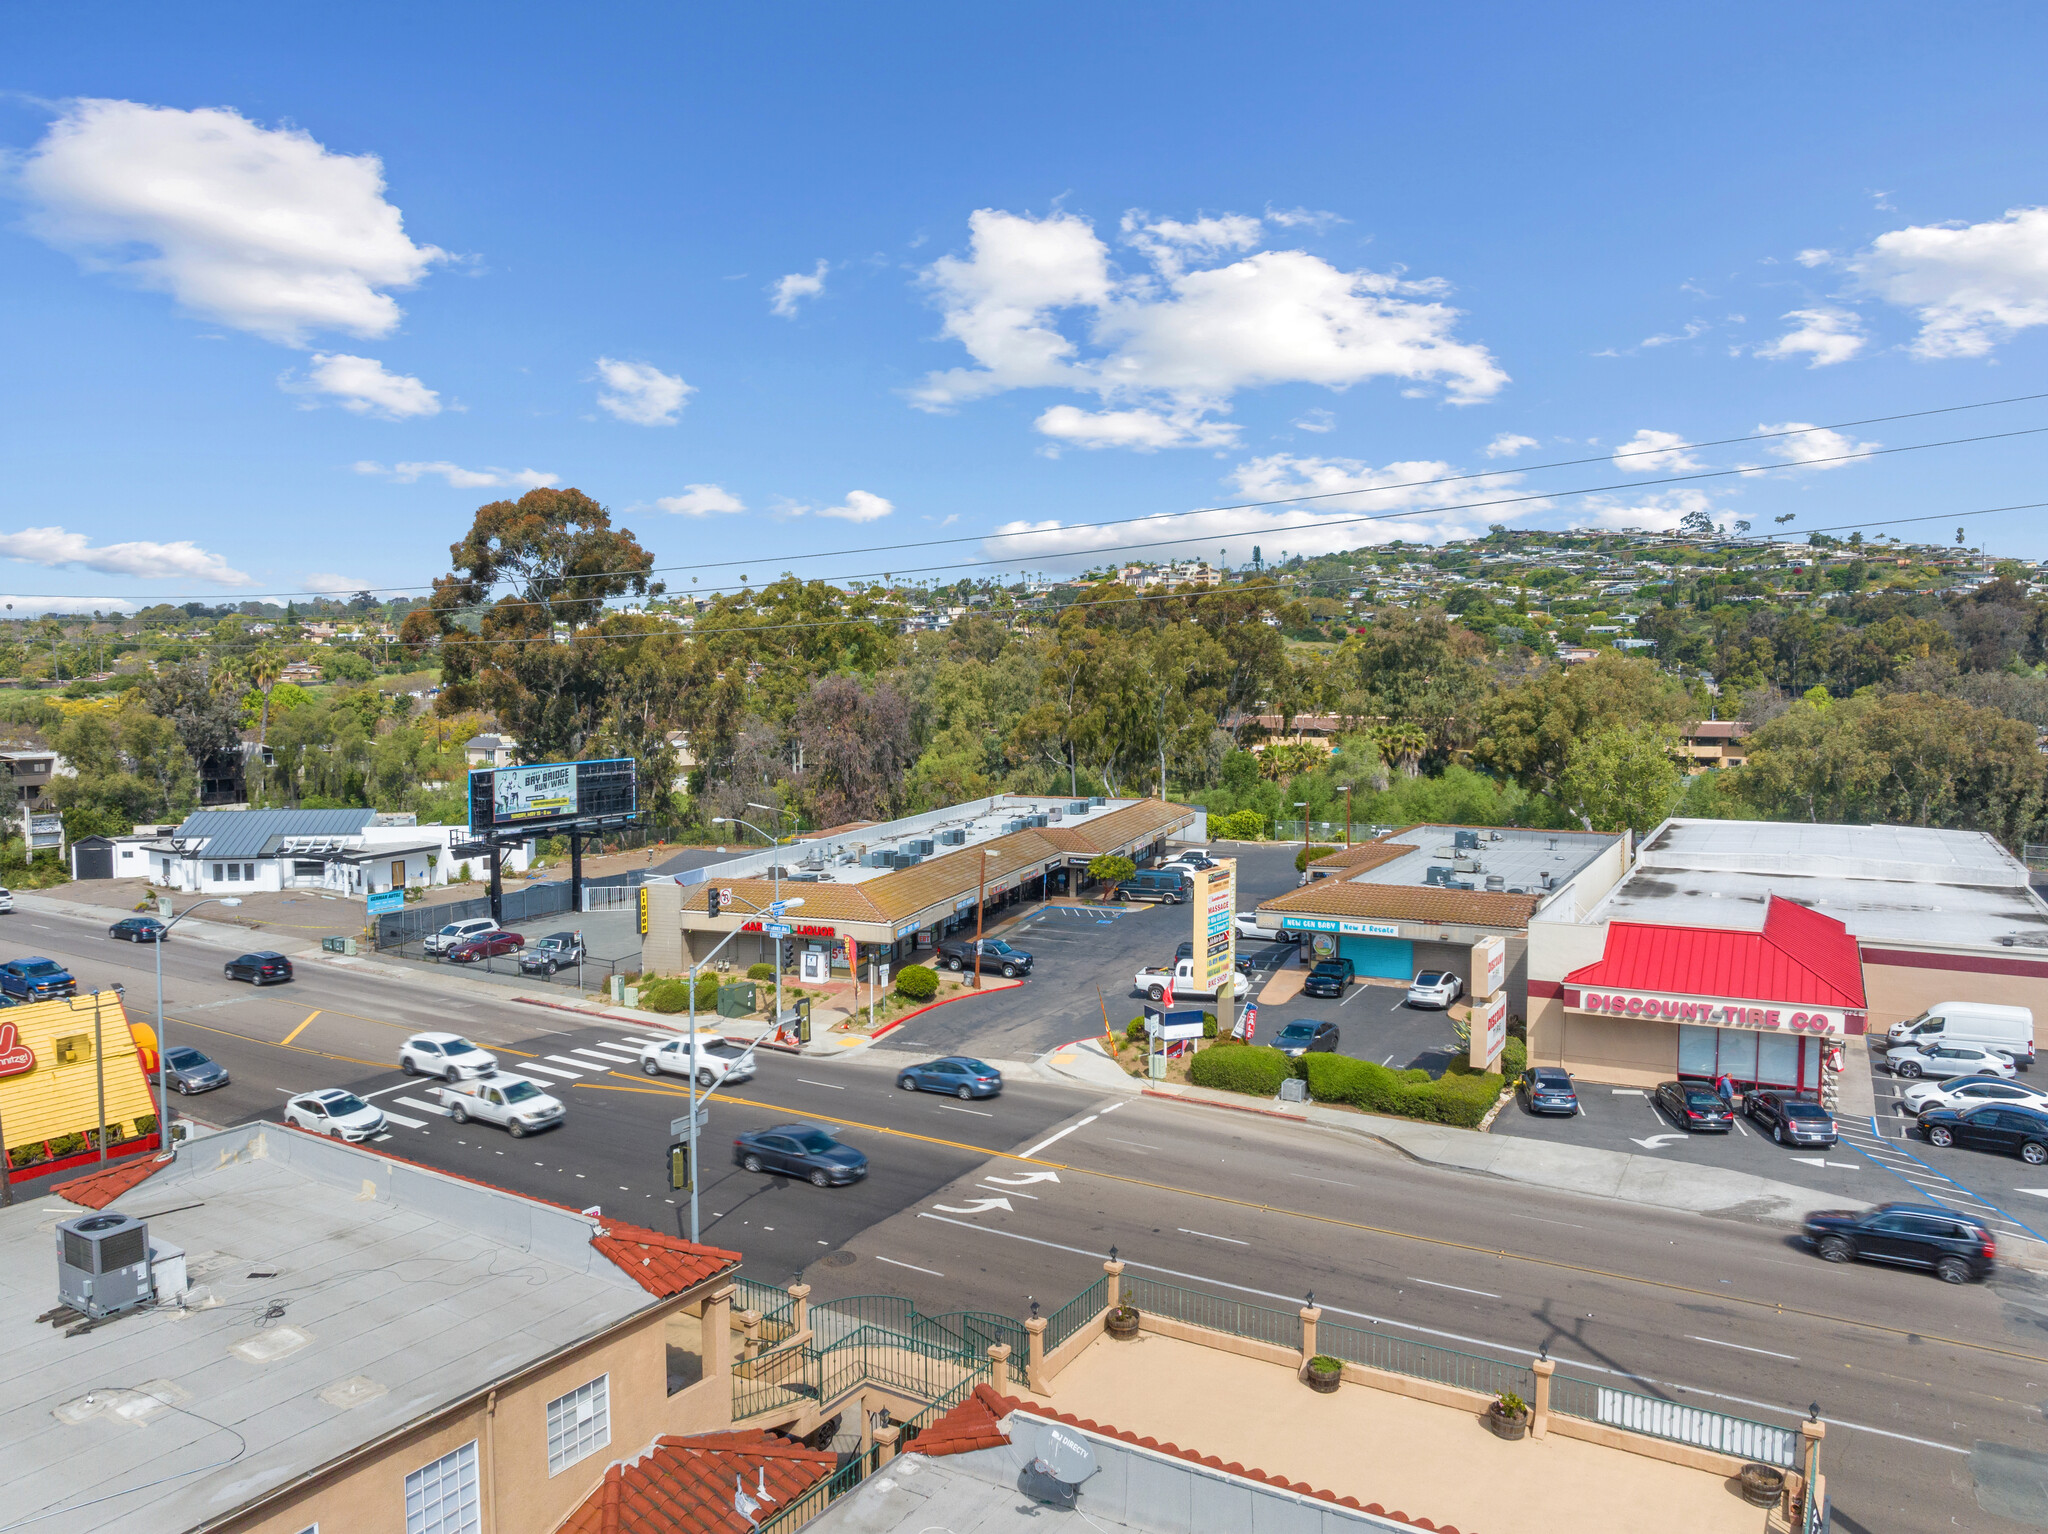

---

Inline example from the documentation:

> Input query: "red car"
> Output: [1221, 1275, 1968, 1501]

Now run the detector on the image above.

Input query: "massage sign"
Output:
[1575, 989, 1861, 1035]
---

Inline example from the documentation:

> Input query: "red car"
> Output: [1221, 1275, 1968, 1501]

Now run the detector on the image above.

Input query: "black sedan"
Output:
[897, 1057, 1003, 1099]
[108, 916, 169, 943]
[1917, 1103, 2048, 1164]
[1804, 1202, 1996, 1283]
[224, 951, 293, 985]
[157, 1044, 230, 1095]
[734, 1123, 869, 1186]
[1516, 1067, 1579, 1116]
[1300, 958, 1356, 999]
[1654, 1080, 1733, 1132]
[1742, 1090, 1838, 1146]
[1272, 1020, 1339, 1057]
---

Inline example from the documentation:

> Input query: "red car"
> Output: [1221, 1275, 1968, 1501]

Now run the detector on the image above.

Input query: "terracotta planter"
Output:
[1302, 1362, 1342, 1394]
[1105, 1306, 1141, 1340]
[1738, 1464, 1786, 1508]
[1482, 1402, 1530, 1441]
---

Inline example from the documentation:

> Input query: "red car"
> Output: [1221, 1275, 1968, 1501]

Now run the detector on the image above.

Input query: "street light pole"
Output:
[746, 803, 786, 1030]
[1339, 785, 1353, 848]
[972, 846, 987, 990]
[154, 896, 243, 1160]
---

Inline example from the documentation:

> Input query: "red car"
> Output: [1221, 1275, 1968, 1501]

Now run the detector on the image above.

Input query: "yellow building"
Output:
[0, 991, 160, 1184]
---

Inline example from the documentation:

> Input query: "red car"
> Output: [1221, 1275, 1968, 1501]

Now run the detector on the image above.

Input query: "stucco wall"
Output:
[1532, 1010, 1675, 1087]
[1861, 954, 2048, 1032]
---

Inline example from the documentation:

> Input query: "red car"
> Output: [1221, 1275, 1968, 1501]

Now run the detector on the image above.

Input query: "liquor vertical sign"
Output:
[1193, 860, 1236, 1005]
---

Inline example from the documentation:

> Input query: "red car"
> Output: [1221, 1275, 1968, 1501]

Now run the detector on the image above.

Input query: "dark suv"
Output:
[936, 937, 1033, 977]
[1804, 1202, 1996, 1283]
[1301, 957, 1357, 999]
[1917, 1102, 2048, 1164]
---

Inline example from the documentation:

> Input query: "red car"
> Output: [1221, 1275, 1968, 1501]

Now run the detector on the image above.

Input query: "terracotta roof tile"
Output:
[51, 1153, 169, 1208]
[1260, 877, 1540, 930]
[589, 1219, 742, 1297]
[1304, 842, 1413, 874]
[979, 1391, 1463, 1534]
[909, 1382, 1012, 1457]
[559, 1430, 837, 1534]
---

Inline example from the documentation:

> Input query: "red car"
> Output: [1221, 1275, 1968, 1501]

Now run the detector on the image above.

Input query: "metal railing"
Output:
[1548, 1373, 1796, 1467]
[732, 1341, 821, 1421]
[734, 1277, 800, 1344]
[1122, 1275, 1302, 1353]
[1046, 1277, 1107, 1352]
[818, 1323, 988, 1408]
[1317, 1319, 1534, 1401]
[749, 1455, 868, 1534]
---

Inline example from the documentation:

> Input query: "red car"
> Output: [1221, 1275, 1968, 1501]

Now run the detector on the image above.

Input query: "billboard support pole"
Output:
[488, 839, 503, 927]
[572, 831, 586, 915]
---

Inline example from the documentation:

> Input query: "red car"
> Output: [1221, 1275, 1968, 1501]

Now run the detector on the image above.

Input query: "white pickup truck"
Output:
[1135, 957, 1236, 1003]
[432, 1074, 566, 1137]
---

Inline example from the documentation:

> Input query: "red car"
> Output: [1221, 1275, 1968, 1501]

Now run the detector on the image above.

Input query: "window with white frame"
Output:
[244, 862, 256, 881]
[403, 1441, 480, 1534]
[545, 1374, 610, 1475]
[225, 863, 240, 881]
[212, 864, 224, 881]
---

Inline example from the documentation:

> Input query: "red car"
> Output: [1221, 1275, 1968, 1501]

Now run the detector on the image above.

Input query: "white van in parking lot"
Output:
[1888, 1001, 2035, 1070]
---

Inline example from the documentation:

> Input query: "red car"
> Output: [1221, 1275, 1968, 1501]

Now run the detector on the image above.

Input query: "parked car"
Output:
[1804, 1202, 1996, 1283]
[1160, 853, 1218, 874]
[1113, 870, 1192, 905]
[157, 1044, 230, 1095]
[638, 1033, 757, 1088]
[447, 930, 525, 964]
[433, 1074, 565, 1137]
[1917, 1102, 2048, 1164]
[423, 917, 499, 956]
[0, 887, 13, 913]
[108, 916, 168, 943]
[1654, 1079, 1734, 1132]
[1741, 1090, 1838, 1146]
[1887, 1000, 2035, 1071]
[1405, 971, 1462, 1009]
[1516, 1067, 1579, 1116]
[734, 1123, 869, 1186]
[518, 932, 586, 975]
[936, 937, 1033, 977]
[1301, 958, 1356, 999]
[1899, 1074, 2048, 1116]
[897, 1056, 1004, 1098]
[283, 1088, 387, 1142]
[400, 1032, 499, 1081]
[0, 957, 76, 1000]
[1273, 1020, 1339, 1057]
[1232, 912, 1279, 942]
[1885, 1041, 2016, 1081]
[224, 951, 294, 985]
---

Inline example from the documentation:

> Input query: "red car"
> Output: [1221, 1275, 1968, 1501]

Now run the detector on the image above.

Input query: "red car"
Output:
[447, 930, 525, 963]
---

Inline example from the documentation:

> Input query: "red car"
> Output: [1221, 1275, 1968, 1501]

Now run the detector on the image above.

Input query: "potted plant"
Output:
[1105, 1304, 1141, 1340]
[1302, 1354, 1343, 1393]
[1484, 1391, 1531, 1440]
[1737, 1463, 1787, 1508]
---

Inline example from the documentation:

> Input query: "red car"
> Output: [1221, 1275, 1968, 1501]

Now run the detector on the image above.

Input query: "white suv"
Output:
[423, 917, 497, 955]
[400, 1031, 499, 1081]
[0, 887, 14, 913]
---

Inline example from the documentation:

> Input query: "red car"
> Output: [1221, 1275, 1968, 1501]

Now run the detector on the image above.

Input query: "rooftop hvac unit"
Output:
[1454, 829, 1480, 851]
[1090, 796, 1106, 808]
[1453, 857, 1482, 874]
[906, 838, 934, 856]
[863, 850, 892, 868]
[1003, 819, 1025, 834]
[1025, 814, 1049, 828]
[1068, 801, 1089, 815]
[894, 851, 923, 868]
[1048, 808, 1063, 821]
[938, 828, 966, 846]
[1424, 866, 1452, 886]
[56, 1212, 152, 1320]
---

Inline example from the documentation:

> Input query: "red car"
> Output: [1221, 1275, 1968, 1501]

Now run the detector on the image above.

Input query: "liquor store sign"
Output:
[1570, 987, 1862, 1036]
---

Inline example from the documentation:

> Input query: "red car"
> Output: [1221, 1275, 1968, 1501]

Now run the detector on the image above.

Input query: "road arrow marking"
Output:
[1629, 1134, 1690, 1150]
[1790, 1156, 1829, 1166]
[983, 1170, 1062, 1186]
[932, 1197, 1013, 1215]
[2015, 1189, 2048, 1200]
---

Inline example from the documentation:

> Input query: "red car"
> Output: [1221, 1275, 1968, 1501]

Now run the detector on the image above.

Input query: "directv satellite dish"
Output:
[1019, 1425, 1098, 1509]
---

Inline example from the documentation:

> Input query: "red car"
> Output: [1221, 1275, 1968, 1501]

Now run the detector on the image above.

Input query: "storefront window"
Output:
[1756, 1032, 1801, 1088]
[1716, 1031, 1758, 1084]
[1677, 1025, 1718, 1078]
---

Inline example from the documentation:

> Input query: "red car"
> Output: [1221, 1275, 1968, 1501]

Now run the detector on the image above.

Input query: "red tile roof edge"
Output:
[986, 1392, 1465, 1533]
[908, 1382, 1013, 1457]
[50, 1152, 171, 1208]
[562, 1430, 837, 1534]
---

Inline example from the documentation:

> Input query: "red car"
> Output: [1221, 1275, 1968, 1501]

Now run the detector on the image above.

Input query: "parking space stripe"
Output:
[1863, 1113, 2048, 1243]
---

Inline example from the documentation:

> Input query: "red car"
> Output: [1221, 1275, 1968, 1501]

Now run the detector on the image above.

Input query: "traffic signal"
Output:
[708, 886, 722, 918]
[668, 1142, 693, 1192]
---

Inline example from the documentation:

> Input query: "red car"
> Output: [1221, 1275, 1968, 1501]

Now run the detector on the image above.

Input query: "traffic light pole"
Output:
[683, 922, 744, 1245]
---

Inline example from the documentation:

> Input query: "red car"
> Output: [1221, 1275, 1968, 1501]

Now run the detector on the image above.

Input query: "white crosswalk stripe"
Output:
[379, 1108, 427, 1128]
[544, 1056, 593, 1072]
[394, 1096, 452, 1118]
[573, 1045, 639, 1061]
[521, 1063, 582, 1080]
[617, 1036, 665, 1047]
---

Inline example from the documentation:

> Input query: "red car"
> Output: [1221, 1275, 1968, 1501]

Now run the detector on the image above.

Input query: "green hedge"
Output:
[1188, 1042, 1294, 1095]
[895, 963, 939, 1002]
[1501, 1037, 1527, 1078]
[640, 972, 724, 1014]
[1213, 810, 1266, 841]
[1297, 1052, 1507, 1128]
[1295, 844, 1341, 873]
[746, 962, 777, 981]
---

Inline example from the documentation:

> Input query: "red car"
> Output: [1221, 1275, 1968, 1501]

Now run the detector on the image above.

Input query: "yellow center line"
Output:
[575, 1075, 2048, 1366]
[280, 1010, 322, 1047]
[167, 1015, 388, 1072]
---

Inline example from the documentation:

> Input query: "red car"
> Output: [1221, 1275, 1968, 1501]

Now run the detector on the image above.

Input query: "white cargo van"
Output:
[1887, 1001, 2035, 1069]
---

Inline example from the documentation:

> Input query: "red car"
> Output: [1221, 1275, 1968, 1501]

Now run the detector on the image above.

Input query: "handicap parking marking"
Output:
[1852, 1113, 2048, 1244]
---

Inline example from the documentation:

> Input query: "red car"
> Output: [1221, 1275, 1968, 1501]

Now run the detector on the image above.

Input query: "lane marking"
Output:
[912, 1214, 1971, 1454]
[570, 1079, 2048, 1365]
[1099, 1100, 1126, 1113]
[1178, 1228, 1249, 1245]
[280, 1010, 322, 1046]
[797, 1079, 844, 1090]
[1020, 1117, 1097, 1159]
[979, 1184, 1038, 1199]
[1408, 1277, 1501, 1298]
[874, 1255, 944, 1277]
[1685, 1335, 1799, 1361]
[1291, 1173, 1360, 1189]
[361, 1081, 429, 1100]
[617, 1036, 665, 1046]
[1107, 1137, 1162, 1151]
[939, 1105, 994, 1116]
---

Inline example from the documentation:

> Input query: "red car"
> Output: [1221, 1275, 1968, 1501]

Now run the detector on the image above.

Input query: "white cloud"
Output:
[304, 572, 372, 594]
[1484, 432, 1539, 459]
[0, 526, 251, 584]
[656, 484, 746, 515]
[284, 353, 440, 418]
[770, 260, 829, 318]
[1034, 404, 1238, 451]
[1795, 248, 1833, 268]
[1639, 320, 1707, 347]
[0, 594, 140, 616]
[1755, 422, 1880, 469]
[1612, 429, 1702, 473]
[814, 490, 893, 523]
[1264, 205, 1345, 231]
[1293, 408, 1335, 433]
[594, 357, 691, 425]
[1565, 488, 1719, 535]
[11, 98, 444, 345]
[1755, 307, 1866, 367]
[1850, 205, 2048, 357]
[355, 460, 559, 490]
[910, 206, 1505, 447]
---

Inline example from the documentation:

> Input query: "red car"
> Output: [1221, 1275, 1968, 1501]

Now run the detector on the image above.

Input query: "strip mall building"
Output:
[1528, 819, 2048, 1091]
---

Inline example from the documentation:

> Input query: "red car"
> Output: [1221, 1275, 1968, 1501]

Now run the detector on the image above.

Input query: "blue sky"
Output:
[3, 3, 2046, 612]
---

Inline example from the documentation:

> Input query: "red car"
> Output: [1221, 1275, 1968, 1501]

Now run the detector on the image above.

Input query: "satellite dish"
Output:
[1019, 1425, 1098, 1508]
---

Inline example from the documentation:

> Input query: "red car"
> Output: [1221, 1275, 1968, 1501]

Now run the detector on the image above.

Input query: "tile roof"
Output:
[1567, 894, 1865, 1007]
[974, 1391, 1465, 1534]
[1261, 877, 1542, 930]
[909, 1383, 1011, 1457]
[559, 1430, 836, 1534]
[51, 1153, 169, 1208]
[170, 807, 376, 859]
[590, 1218, 743, 1297]
[1304, 842, 1412, 874]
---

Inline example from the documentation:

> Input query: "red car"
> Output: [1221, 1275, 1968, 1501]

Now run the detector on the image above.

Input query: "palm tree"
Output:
[248, 646, 286, 745]
[1379, 721, 1430, 778]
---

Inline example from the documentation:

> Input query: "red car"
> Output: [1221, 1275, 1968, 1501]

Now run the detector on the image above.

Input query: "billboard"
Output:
[1471, 934, 1507, 998]
[1191, 861, 1236, 1004]
[468, 757, 638, 831]
[1470, 991, 1509, 1073]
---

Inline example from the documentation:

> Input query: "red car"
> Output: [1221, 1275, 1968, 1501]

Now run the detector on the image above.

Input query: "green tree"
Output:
[1087, 853, 1137, 885]
[1555, 726, 1682, 833]
[1477, 653, 1694, 800]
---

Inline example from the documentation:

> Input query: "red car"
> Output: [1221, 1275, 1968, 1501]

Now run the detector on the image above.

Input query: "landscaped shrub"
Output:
[1213, 810, 1266, 841]
[746, 962, 777, 981]
[1296, 1052, 1506, 1128]
[1188, 1042, 1293, 1095]
[1126, 1017, 1147, 1040]
[640, 977, 689, 1013]
[894, 964, 939, 1002]
[1295, 844, 1341, 874]
[695, 971, 721, 1011]
[1501, 1037, 1528, 1078]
